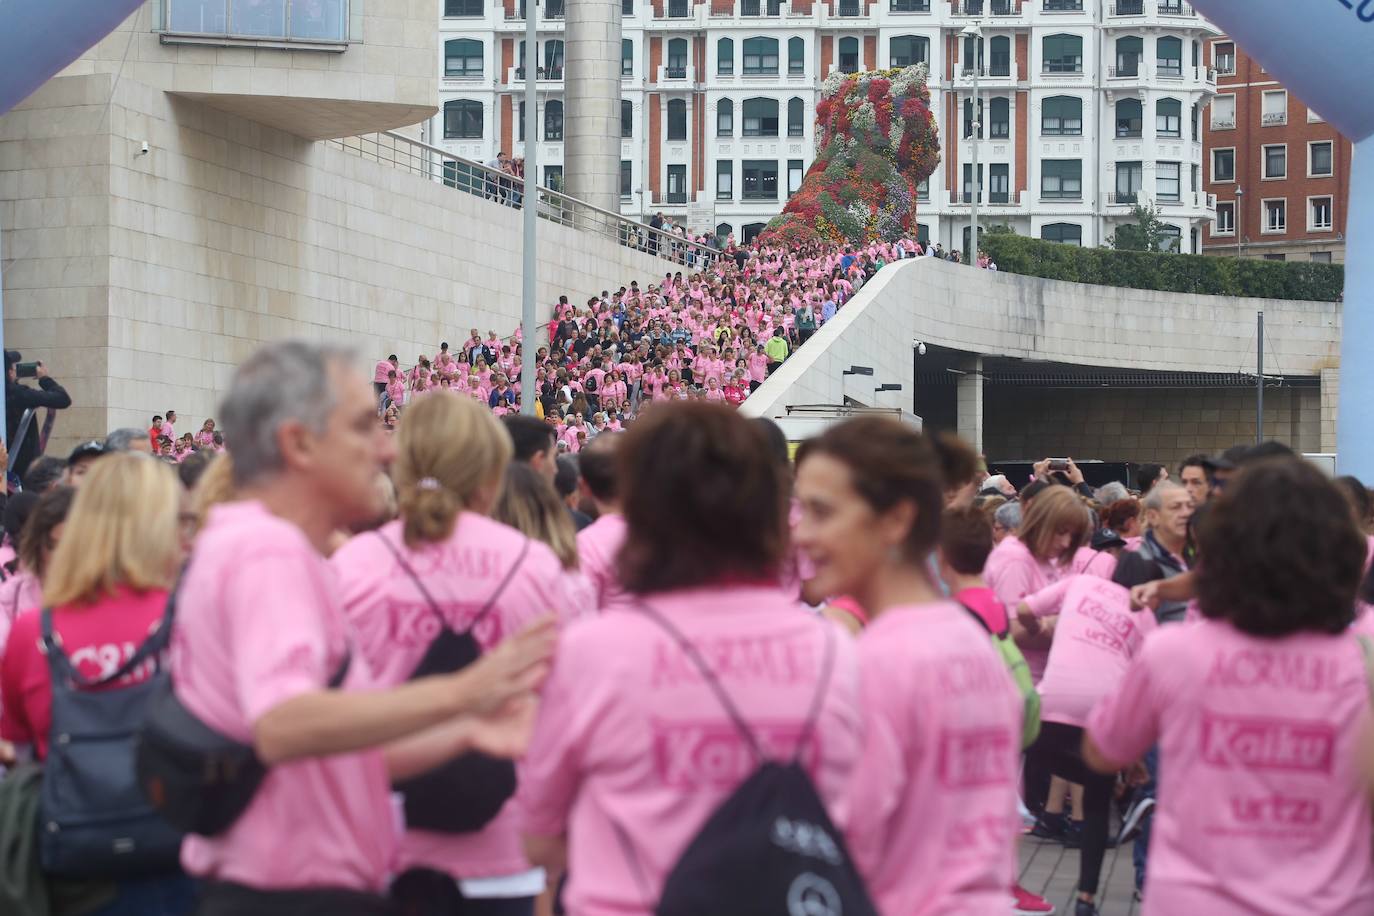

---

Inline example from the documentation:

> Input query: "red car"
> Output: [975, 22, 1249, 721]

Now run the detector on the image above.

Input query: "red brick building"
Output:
[1202, 36, 1352, 263]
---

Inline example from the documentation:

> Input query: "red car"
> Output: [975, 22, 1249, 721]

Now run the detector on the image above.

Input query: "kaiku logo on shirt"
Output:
[770, 816, 844, 865]
[651, 721, 819, 788]
[1200, 712, 1335, 774]
[937, 728, 1014, 788]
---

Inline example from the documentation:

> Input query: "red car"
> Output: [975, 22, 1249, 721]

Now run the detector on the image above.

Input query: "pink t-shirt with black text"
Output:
[332, 514, 587, 879]
[838, 601, 1022, 916]
[577, 513, 628, 611]
[984, 535, 1062, 681]
[1026, 575, 1158, 728]
[1087, 619, 1374, 916]
[519, 586, 862, 916]
[173, 501, 395, 893]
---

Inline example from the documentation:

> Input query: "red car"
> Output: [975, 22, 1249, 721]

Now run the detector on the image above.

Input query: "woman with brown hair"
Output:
[791, 417, 1023, 915]
[519, 402, 864, 916]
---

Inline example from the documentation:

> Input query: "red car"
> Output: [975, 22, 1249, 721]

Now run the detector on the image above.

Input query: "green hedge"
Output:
[979, 233, 1344, 302]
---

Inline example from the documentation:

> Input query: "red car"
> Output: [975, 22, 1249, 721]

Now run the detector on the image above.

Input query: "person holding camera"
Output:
[5, 350, 71, 481]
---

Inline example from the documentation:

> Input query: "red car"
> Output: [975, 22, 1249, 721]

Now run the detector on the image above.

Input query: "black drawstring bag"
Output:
[377, 532, 529, 834]
[136, 589, 350, 837]
[622, 605, 878, 916]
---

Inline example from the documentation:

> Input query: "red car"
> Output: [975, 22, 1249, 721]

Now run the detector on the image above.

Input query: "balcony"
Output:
[504, 0, 565, 19]
[835, 0, 866, 16]
[1157, 62, 1184, 79]
[1109, 0, 1144, 15]
[953, 0, 1018, 15]
[956, 63, 1021, 84]
[889, 0, 930, 10]
[740, 0, 784, 14]
[657, 64, 696, 83]
[950, 190, 1018, 205]
[660, 0, 693, 17]
[1211, 116, 1235, 130]
[1262, 111, 1287, 126]
[1157, 0, 1196, 15]
[507, 66, 564, 85]
[1105, 191, 1139, 206]
[1107, 64, 1139, 79]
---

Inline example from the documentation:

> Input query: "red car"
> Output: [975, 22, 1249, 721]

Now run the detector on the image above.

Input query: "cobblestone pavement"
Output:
[1018, 834, 1142, 916]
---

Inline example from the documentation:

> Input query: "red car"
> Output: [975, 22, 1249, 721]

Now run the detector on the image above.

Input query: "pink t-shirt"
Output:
[984, 535, 1061, 681]
[1026, 575, 1158, 728]
[173, 501, 395, 893]
[838, 601, 1022, 916]
[1087, 619, 1374, 916]
[0, 569, 41, 657]
[519, 587, 862, 916]
[577, 513, 628, 611]
[332, 514, 583, 879]
[1070, 546, 1119, 580]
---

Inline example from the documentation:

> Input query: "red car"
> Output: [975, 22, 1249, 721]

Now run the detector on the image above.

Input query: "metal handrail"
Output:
[327, 131, 720, 269]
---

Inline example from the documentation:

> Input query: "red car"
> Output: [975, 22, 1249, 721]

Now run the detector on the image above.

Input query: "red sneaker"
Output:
[1012, 884, 1056, 914]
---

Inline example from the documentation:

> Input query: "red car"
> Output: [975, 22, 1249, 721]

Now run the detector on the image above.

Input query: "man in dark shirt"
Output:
[5, 350, 71, 480]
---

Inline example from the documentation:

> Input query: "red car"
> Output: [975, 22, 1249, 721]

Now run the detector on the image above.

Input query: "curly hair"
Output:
[1197, 458, 1364, 637]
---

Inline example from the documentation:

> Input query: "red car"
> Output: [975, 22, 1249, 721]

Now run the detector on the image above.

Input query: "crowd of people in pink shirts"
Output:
[371, 237, 925, 451]
[0, 334, 1372, 916]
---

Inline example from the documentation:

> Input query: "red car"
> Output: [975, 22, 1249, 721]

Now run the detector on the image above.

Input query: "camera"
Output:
[1049, 458, 1070, 471]
[15, 361, 40, 379]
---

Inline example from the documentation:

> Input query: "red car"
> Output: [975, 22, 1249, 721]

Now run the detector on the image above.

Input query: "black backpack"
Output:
[39, 601, 184, 878]
[584, 374, 599, 393]
[377, 533, 529, 834]
[627, 605, 877, 916]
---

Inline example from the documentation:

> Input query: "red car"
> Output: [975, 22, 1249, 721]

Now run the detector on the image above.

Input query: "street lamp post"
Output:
[1234, 186, 1244, 262]
[962, 22, 983, 265]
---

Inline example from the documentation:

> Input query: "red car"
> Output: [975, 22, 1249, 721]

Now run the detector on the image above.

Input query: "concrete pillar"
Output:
[565, 0, 621, 215]
[956, 355, 983, 454]
[1321, 367, 1340, 454]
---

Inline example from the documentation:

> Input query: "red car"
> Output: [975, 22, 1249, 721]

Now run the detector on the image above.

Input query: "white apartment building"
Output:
[428, 0, 1218, 250]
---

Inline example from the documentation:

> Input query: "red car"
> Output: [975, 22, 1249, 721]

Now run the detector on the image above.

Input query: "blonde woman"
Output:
[0, 454, 196, 915]
[493, 462, 596, 617]
[332, 392, 578, 916]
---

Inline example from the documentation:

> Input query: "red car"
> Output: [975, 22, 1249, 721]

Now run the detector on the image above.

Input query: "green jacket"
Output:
[764, 336, 789, 363]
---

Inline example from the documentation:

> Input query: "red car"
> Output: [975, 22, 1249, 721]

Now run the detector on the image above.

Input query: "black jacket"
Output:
[6, 377, 71, 479]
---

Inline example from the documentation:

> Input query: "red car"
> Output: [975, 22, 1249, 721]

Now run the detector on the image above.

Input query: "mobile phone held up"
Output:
[15, 361, 40, 379]
[1048, 458, 1070, 471]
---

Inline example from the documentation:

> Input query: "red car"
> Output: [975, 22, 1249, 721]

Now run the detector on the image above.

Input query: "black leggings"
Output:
[1027, 722, 1115, 897]
[391, 869, 535, 916]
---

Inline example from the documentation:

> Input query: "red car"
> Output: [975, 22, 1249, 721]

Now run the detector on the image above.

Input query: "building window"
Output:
[1263, 198, 1286, 233]
[1214, 201, 1235, 235]
[667, 38, 688, 78]
[543, 100, 563, 141]
[544, 166, 563, 192]
[621, 160, 633, 198]
[517, 100, 525, 140]
[1263, 144, 1286, 179]
[1043, 0, 1082, 8]
[1041, 95, 1082, 135]
[1210, 94, 1236, 129]
[962, 35, 983, 75]
[1156, 36, 1182, 77]
[1261, 89, 1287, 126]
[666, 165, 687, 204]
[622, 39, 634, 76]
[1043, 34, 1083, 74]
[1115, 98, 1142, 138]
[621, 99, 633, 137]
[623, 0, 634, 14]
[743, 160, 779, 199]
[1041, 159, 1082, 199]
[666, 99, 687, 140]
[1190, 102, 1199, 140]
[1041, 222, 1082, 245]
[788, 37, 805, 74]
[1115, 160, 1142, 204]
[1308, 107, 1325, 124]
[743, 37, 780, 75]
[717, 98, 734, 136]
[962, 163, 983, 203]
[1309, 140, 1334, 177]
[1311, 251, 1333, 263]
[1158, 224, 1181, 252]
[443, 99, 483, 138]
[444, 39, 483, 78]
[1212, 148, 1234, 182]
[544, 39, 564, 78]
[445, 0, 483, 15]
[838, 37, 860, 73]
[989, 163, 1010, 203]
[890, 35, 927, 68]
[1114, 36, 1142, 77]
[1310, 196, 1333, 231]
[916, 177, 929, 200]
[788, 97, 805, 137]
[1156, 98, 1181, 138]
[989, 36, 1010, 76]
[716, 222, 734, 239]
[718, 37, 734, 75]
[743, 97, 779, 136]
[716, 160, 733, 201]
[1156, 161, 1180, 202]
[1214, 40, 1235, 74]
[890, 0, 930, 9]
[166, 0, 349, 41]
[989, 97, 1009, 138]
[788, 159, 804, 196]
[963, 99, 984, 139]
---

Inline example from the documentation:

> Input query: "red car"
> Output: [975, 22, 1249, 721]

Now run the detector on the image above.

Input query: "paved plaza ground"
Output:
[1019, 834, 1143, 916]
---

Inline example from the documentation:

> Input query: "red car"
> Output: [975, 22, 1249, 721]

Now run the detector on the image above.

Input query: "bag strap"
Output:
[40, 588, 177, 690]
[636, 602, 836, 766]
[1356, 635, 1374, 707]
[958, 599, 1010, 641]
[375, 530, 530, 636]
